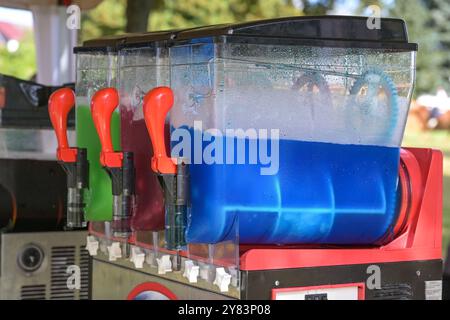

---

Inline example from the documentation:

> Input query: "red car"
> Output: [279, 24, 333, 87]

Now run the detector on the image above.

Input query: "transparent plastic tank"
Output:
[169, 17, 417, 245]
[75, 48, 121, 221]
[118, 32, 174, 231]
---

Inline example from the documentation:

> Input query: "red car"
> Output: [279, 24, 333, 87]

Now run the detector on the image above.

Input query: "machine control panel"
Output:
[17, 244, 44, 273]
[272, 283, 364, 300]
[305, 293, 328, 300]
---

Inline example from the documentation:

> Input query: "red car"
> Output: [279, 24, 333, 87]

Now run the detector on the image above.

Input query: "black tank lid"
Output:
[174, 16, 417, 51]
[73, 34, 130, 54]
[74, 30, 180, 53]
[118, 24, 229, 49]
[118, 30, 178, 49]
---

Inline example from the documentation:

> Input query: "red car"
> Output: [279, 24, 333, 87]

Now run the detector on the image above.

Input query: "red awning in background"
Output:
[0, 0, 102, 10]
[0, 21, 25, 41]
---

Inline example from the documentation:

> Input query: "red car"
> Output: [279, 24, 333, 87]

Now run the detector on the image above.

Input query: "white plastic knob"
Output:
[228, 266, 238, 287]
[99, 240, 108, 254]
[85, 235, 99, 256]
[183, 260, 200, 283]
[199, 262, 210, 280]
[156, 255, 172, 275]
[107, 242, 122, 261]
[145, 251, 157, 267]
[129, 246, 145, 269]
[213, 267, 232, 292]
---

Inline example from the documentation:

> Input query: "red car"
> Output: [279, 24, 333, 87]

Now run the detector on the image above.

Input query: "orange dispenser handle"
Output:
[48, 88, 77, 162]
[143, 87, 176, 174]
[91, 88, 122, 168]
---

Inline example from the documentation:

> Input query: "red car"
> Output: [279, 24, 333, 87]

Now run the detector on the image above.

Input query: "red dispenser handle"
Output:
[143, 87, 176, 174]
[48, 88, 77, 162]
[91, 88, 122, 167]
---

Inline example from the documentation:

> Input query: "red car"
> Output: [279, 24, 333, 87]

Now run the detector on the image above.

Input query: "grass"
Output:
[402, 129, 450, 259]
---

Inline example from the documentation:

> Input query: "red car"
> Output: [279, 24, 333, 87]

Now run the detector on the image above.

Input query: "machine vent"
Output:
[79, 246, 91, 300]
[372, 284, 413, 300]
[20, 285, 46, 300]
[50, 246, 75, 300]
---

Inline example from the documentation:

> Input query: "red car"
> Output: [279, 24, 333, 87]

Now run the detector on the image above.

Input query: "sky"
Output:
[332, 0, 359, 15]
[0, 7, 33, 27]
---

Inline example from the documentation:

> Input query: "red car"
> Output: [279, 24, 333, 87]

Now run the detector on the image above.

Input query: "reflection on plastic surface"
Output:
[169, 42, 414, 245]
[119, 46, 169, 231]
[0, 128, 75, 160]
[133, 291, 170, 300]
[75, 51, 121, 222]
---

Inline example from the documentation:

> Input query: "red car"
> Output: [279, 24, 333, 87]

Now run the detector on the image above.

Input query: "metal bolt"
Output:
[416, 270, 421, 277]
[275, 280, 280, 286]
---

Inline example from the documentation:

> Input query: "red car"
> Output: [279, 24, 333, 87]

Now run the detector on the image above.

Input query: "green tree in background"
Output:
[80, 0, 304, 38]
[390, 0, 445, 95]
[147, 0, 302, 30]
[2, 0, 448, 95]
[81, 0, 127, 40]
[0, 32, 36, 80]
[426, 0, 450, 92]
[81, 0, 347, 38]
[302, 0, 335, 15]
[126, 0, 158, 32]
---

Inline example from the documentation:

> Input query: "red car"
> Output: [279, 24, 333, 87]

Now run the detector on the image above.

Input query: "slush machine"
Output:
[69, 17, 443, 300]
